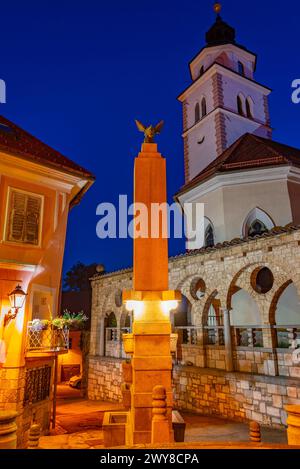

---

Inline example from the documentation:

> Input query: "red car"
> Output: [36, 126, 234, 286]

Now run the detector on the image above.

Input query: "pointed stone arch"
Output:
[202, 290, 219, 325]
[204, 216, 215, 247]
[201, 96, 207, 118]
[269, 279, 293, 326]
[246, 96, 254, 119]
[237, 92, 245, 116]
[195, 102, 200, 123]
[242, 207, 275, 238]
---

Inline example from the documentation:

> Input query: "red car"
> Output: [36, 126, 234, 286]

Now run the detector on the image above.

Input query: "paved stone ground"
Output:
[182, 413, 287, 445]
[39, 386, 287, 449]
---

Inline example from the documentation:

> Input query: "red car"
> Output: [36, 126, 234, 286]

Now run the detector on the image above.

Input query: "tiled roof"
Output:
[92, 224, 300, 280]
[0, 114, 95, 179]
[176, 133, 300, 196]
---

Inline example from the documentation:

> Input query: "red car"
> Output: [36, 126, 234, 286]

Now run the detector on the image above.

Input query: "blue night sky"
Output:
[1, 0, 299, 274]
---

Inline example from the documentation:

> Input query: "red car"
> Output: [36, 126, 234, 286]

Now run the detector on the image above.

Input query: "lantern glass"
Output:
[8, 285, 27, 310]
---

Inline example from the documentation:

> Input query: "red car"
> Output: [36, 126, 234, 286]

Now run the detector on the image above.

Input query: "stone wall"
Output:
[179, 345, 205, 368]
[234, 348, 276, 375]
[205, 346, 227, 370]
[0, 359, 54, 447]
[21, 399, 52, 448]
[88, 356, 300, 429]
[277, 350, 300, 378]
[0, 366, 25, 447]
[177, 345, 299, 378]
[88, 356, 123, 402]
[88, 227, 300, 428]
[172, 365, 300, 428]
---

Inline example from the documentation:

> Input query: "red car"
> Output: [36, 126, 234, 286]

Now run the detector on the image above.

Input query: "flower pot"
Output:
[122, 333, 134, 354]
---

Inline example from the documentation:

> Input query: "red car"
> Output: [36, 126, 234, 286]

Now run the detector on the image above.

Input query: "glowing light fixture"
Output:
[4, 285, 27, 327]
[125, 300, 144, 319]
[161, 300, 179, 316]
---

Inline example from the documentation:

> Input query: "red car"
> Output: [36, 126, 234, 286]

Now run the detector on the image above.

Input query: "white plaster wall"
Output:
[276, 283, 300, 325]
[230, 289, 261, 325]
[222, 179, 292, 240]
[190, 46, 254, 80]
[224, 112, 270, 149]
[185, 189, 226, 244]
[187, 116, 218, 180]
[183, 177, 293, 247]
[222, 75, 267, 122]
[186, 79, 214, 128]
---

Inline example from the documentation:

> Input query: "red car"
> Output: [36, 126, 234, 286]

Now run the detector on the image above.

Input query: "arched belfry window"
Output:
[248, 220, 268, 237]
[246, 97, 253, 119]
[195, 102, 200, 123]
[243, 207, 274, 238]
[205, 224, 214, 247]
[237, 94, 244, 116]
[238, 61, 245, 76]
[201, 97, 207, 118]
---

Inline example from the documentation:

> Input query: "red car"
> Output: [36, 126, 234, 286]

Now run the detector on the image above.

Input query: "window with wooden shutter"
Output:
[5, 188, 43, 246]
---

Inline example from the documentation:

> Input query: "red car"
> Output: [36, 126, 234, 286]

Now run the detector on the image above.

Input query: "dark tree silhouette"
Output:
[63, 262, 98, 292]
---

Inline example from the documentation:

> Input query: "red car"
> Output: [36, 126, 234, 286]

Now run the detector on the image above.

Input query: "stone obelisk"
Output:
[123, 122, 180, 444]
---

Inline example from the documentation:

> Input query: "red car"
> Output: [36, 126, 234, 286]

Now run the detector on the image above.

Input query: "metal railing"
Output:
[26, 322, 69, 352]
[24, 365, 51, 404]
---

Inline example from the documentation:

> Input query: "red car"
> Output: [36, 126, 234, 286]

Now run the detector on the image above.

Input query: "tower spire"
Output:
[206, 3, 236, 47]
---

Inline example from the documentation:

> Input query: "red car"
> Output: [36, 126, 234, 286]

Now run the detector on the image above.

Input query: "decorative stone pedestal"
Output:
[129, 300, 175, 444]
[0, 410, 18, 449]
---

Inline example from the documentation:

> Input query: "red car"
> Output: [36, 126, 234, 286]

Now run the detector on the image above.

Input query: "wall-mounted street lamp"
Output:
[4, 285, 27, 327]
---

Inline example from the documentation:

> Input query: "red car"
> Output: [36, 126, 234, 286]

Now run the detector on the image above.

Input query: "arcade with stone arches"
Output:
[89, 227, 300, 379]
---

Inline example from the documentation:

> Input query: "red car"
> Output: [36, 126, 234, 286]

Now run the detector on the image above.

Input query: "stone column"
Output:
[262, 325, 278, 376]
[221, 308, 233, 371]
[0, 410, 18, 449]
[99, 318, 105, 356]
[285, 405, 300, 445]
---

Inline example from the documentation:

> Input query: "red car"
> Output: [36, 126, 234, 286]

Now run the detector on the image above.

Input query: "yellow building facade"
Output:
[0, 115, 94, 446]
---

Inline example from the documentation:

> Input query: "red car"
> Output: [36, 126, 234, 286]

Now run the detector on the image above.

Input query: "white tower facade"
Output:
[178, 12, 272, 183]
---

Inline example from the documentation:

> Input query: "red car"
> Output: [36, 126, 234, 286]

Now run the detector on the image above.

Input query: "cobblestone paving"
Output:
[39, 393, 288, 449]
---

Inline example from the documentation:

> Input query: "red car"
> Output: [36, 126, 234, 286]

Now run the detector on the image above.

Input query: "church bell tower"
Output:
[178, 3, 272, 182]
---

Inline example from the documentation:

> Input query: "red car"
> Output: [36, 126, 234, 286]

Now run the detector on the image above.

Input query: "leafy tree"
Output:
[63, 262, 98, 292]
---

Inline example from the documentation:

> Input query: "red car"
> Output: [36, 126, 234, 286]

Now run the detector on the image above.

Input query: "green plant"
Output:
[61, 310, 88, 330]
[51, 317, 65, 329]
[30, 310, 88, 330]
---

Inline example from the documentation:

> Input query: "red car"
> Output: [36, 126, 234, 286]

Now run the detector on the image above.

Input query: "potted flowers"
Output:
[29, 319, 49, 331]
[61, 310, 88, 330]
